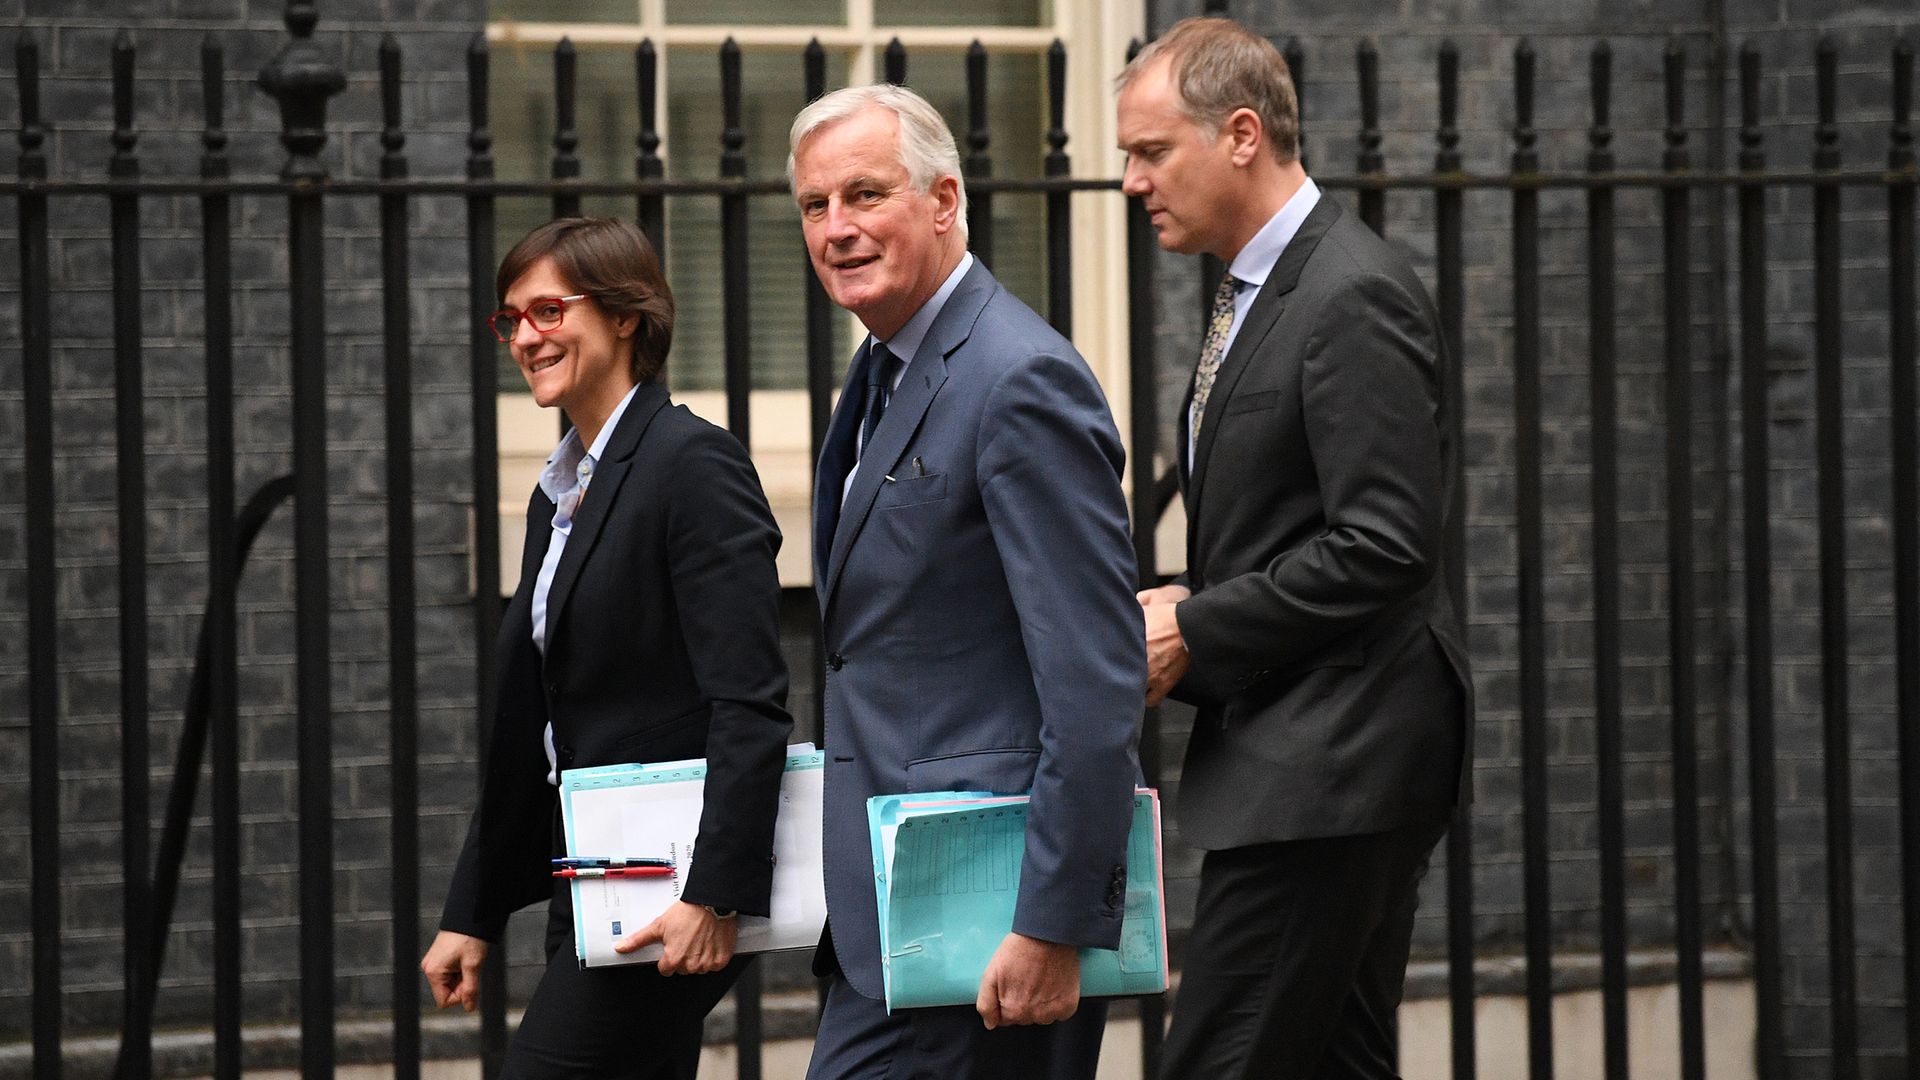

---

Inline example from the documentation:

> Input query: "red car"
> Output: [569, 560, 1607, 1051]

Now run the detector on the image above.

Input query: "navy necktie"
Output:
[860, 342, 898, 455]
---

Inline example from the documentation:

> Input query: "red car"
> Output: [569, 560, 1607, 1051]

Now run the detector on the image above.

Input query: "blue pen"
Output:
[553, 856, 675, 869]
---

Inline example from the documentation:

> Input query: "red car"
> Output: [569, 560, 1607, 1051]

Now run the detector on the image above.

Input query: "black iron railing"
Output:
[6, 6, 1919, 1080]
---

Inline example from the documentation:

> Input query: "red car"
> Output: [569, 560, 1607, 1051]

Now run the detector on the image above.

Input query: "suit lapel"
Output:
[820, 261, 990, 611]
[814, 341, 875, 590]
[1187, 196, 1344, 544]
[542, 381, 671, 657]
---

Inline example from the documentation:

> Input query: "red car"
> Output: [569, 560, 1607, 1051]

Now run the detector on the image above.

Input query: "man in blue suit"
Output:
[788, 84, 1145, 1079]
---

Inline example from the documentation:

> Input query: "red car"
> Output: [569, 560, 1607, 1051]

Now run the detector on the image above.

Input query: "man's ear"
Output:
[1223, 107, 1265, 167]
[613, 310, 641, 340]
[930, 174, 963, 234]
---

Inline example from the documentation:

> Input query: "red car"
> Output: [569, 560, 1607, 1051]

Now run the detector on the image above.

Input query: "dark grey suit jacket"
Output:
[1171, 195, 1473, 849]
[812, 261, 1145, 1000]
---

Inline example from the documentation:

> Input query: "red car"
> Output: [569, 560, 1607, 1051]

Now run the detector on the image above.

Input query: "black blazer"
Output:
[441, 381, 794, 940]
[1171, 195, 1474, 849]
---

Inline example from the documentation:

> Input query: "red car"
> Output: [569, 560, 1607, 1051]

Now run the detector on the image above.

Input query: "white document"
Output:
[559, 745, 826, 968]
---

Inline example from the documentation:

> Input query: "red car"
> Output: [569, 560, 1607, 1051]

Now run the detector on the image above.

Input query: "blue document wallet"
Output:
[865, 788, 1169, 1011]
[560, 745, 826, 968]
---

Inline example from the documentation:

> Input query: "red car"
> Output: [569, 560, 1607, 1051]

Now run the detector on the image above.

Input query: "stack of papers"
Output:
[866, 788, 1169, 1011]
[559, 744, 826, 968]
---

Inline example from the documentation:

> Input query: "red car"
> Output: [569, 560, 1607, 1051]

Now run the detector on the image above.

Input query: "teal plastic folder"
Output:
[866, 789, 1169, 1011]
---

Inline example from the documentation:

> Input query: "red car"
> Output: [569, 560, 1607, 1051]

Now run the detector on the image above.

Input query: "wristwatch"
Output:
[702, 905, 739, 920]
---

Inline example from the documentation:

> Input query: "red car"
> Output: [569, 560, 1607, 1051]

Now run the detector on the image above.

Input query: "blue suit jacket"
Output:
[812, 261, 1145, 999]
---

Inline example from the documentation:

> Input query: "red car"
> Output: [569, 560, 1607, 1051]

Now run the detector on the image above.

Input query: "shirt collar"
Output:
[1227, 176, 1321, 291]
[876, 251, 975, 369]
[539, 382, 641, 502]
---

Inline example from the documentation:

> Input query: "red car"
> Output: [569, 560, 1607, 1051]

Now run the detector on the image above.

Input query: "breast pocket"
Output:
[873, 472, 948, 509]
[1222, 389, 1281, 416]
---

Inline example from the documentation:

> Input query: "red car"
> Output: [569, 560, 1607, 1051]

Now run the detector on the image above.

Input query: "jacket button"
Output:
[557, 744, 574, 765]
[826, 653, 845, 671]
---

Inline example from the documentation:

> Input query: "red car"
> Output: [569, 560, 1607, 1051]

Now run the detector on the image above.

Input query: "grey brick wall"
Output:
[0, 0, 522, 1043]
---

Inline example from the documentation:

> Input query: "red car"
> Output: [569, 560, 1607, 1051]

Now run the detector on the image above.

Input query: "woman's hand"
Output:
[421, 930, 488, 1011]
[613, 901, 739, 975]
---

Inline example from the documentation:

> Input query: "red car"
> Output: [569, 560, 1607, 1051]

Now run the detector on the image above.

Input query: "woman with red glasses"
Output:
[421, 217, 793, 1079]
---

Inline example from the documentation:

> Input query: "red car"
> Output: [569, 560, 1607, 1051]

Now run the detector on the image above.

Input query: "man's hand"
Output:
[1139, 584, 1192, 706]
[976, 932, 1081, 1029]
[613, 901, 739, 975]
[421, 930, 487, 1012]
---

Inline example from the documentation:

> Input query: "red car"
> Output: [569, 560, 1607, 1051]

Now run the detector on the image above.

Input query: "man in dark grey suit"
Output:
[1117, 18, 1473, 1080]
[789, 84, 1145, 1079]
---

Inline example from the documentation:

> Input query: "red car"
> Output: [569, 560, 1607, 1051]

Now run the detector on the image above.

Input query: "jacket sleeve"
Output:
[1176, 270, 1447, 702]
[977, 351, 1146, 950]
[665, 424, 795, 916]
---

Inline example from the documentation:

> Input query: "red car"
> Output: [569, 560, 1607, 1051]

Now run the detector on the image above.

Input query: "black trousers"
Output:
[1160, 819, 1448, 1080]
[500, 879, 750, 1080]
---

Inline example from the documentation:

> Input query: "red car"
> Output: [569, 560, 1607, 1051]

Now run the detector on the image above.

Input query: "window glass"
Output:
[896, 50, 1048, 320]
[665, 0, 845, 24]
[493, 0, 641, 23]
[666, 46, 855, 390]
[490, 43, 649, 387]
[874, 0, 1045, 28]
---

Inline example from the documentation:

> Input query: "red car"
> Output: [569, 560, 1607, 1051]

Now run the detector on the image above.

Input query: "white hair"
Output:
[787, 83, 969, 238]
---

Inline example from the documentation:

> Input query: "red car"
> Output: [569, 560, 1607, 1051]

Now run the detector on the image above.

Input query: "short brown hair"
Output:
[1117, 18, 1300, 165]
[495, 217, 675, 384]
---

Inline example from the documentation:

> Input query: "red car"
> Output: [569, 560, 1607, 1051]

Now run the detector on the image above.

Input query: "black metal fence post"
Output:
[1356, 38, 1383, 235]
[637, 41, 665, 259]
[553, 38, 580, 220]
[1044, 40, 1072, 338]
[965, 41, 995, 268]
[1586, 40, 1628, 1080]
[1811, 35, 1860, 1080]
[1433, 40, 1475, 1080]
[380, 34, 423, 1080]
[107, 33, 153, 1080]
[1509, 38, 1553, 1080]
[1285, 38, 1306, 173]
[720, 38, 752, 445]
[884, 38, 907, 86]
[1659, 39, 1706, 1080]
[15, 31, 62, 1080]
[257, 4, 345, 1075]
[199, 34, 245, 1080]
[803, 40, 833, 758]
[463, 32, 510, 1077]
[1735, 39, 1783, 1080]
[715, 38, 764, 1080]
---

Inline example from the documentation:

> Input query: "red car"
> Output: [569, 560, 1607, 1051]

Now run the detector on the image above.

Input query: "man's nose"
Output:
[824, 200, 860, 243]
[1121, 160, 1148, 197]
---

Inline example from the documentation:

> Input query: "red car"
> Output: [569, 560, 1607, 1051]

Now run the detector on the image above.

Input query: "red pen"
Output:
[551, 866, 676, 879]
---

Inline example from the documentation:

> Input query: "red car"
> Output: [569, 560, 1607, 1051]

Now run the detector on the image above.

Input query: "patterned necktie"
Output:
[1189, 273, 1241, 441]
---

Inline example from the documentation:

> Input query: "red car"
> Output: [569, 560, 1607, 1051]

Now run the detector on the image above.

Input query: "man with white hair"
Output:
[789, 84, 1145, 1079]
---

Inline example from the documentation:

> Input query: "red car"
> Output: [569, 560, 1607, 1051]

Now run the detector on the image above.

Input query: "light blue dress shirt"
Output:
[535, 382, 640, 784]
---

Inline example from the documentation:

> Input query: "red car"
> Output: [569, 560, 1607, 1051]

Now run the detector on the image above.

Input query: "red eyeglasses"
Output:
[487, 294, 590, 343]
